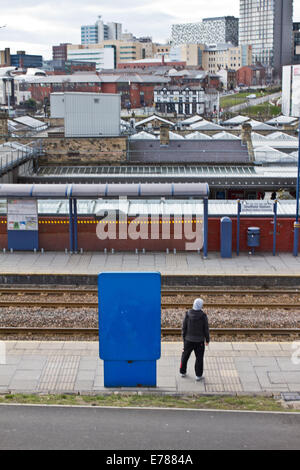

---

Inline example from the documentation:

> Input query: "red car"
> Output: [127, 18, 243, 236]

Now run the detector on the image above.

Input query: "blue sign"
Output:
[98, 272, 161, 387]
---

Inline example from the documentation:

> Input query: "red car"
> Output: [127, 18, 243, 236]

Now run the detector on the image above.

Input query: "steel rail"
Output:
[0, 300, 298, 309]
[0, 327, 299, 337]
[0, 288, 299, 296]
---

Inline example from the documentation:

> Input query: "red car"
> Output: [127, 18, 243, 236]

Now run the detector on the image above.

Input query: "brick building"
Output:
[15, 74, 101, 103]
[100, 73, 170, 108]
[52, 44, 71, 61]
[236, 65, 266, 87]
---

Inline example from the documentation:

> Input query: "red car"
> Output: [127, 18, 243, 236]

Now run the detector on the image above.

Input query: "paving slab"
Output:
[0, 341, 299, 395]
[0, 251, 300, 276]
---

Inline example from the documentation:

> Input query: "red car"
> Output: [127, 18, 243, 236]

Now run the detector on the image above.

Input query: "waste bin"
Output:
[220, 217, 232, 258]
[247, 227, 260, 254]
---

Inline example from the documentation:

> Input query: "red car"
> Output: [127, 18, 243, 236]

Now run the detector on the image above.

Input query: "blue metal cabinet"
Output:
[220, 217, 232, 258]
[247, 227, 260, 247]
[247, 226, 260, 254]
[98, 272, 161, 387]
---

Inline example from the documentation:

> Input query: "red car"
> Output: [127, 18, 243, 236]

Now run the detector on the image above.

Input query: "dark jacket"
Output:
[182, 309, 210, 343]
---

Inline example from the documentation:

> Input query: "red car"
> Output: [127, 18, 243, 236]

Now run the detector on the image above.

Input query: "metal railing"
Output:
[0, 140, 42, 176]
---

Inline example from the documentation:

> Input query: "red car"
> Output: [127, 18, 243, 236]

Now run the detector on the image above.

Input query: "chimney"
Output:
[0, 111, 8, 137]
[241, 122, 254, 162]
[160, 124, 169, 146]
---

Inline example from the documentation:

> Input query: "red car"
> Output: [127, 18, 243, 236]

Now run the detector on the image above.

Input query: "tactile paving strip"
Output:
[204, 357, 242, 392]
[38, 355, 80, 392]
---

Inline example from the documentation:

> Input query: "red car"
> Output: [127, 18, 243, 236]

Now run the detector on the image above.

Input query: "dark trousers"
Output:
[180, 340, 205, 377]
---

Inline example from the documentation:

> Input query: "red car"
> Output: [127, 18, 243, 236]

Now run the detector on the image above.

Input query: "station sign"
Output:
[240, 200, 274, 214]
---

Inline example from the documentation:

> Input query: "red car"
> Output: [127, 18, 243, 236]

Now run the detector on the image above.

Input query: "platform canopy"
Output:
[0, 183, 209, 199]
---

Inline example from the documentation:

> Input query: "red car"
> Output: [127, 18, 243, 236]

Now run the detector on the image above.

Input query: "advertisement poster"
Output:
[7, 199, 38, 231]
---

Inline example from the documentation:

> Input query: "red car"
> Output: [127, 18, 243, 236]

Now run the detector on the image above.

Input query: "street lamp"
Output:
[293, 119, 300, 256]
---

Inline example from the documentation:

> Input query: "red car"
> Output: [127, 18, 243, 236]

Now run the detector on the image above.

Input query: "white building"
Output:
[282, 64, 300, 118]
[67, 47, 115, 71]
[81, 16, 122, 45]
[154, 86, 218, 116]
[172, 17, 239, 46]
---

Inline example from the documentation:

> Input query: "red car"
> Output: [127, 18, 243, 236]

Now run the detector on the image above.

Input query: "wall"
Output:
[0, 136, 127, 165]
[28, 83, 101, 103]
[0, 216, 299, 252]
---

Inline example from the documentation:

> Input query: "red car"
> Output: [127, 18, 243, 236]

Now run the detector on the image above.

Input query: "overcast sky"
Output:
[0, 0, 299, 59]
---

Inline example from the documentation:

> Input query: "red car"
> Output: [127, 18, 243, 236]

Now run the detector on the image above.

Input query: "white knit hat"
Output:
[193, 298, 203, 310]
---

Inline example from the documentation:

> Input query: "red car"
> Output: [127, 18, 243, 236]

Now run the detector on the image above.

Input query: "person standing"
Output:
[179, 298, 210, 381]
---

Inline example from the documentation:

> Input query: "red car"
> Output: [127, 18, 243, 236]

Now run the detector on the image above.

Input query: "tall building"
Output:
[171, 17, 239, 46]
[52, 43, 71, 61]
[293, 22, 300, 64]
[81, 16, 122, 44]
[239, 0, 293, 74]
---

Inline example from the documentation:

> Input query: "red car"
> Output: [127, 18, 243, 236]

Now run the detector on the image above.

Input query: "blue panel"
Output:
[247, 227, 260, 247]
[7, 231, 38, 251]
[104, 360, 156, 387]
[98, 272, 161, 361]
[220, 217, 232, 258]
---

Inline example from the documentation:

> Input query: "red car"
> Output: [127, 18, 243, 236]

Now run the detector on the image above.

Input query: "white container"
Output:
[64, 92, 121, 137]
[50, 93, 65, 118]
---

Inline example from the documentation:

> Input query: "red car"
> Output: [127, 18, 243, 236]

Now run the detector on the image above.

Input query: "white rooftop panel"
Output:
[169, 131, 185, 140]
[222, 115, 250, 125]
[254, 146, 297, 163]
[212, 131, 240, 140]
[251, 132, 269, 142]
[13, 116, 47, 130]
[180, 115, 203, 125]
[266, 132, 298, 142]
[248, 120, 275, 131]
[129, 131, 157, 140]
[190, 120, 223, 130]
[136, 114, 174, 127]
[185, 132, 212, 140]
[266, 116, 298, 125]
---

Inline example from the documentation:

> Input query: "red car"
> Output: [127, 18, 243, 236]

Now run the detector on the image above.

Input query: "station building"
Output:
[0, 106, 299, 255]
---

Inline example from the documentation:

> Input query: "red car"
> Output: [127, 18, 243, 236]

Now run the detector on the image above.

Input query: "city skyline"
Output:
[0, 0, 299, 59]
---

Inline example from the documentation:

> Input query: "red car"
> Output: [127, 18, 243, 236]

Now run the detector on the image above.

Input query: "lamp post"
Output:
[293, 120, 300, 256]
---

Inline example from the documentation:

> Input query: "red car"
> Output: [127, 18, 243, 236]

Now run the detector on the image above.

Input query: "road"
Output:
[0, 405, 299, 450]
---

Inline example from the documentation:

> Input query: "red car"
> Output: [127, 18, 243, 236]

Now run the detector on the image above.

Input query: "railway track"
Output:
[0, 286, 299, 339]
[0, 285, 299, 309]
[0, 287, 299, 296]
[0, 327, 299, 338]
[0, 300, 298, 309]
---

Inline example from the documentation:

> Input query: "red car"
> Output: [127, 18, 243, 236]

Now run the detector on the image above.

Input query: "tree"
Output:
[23, 98, 37, 112]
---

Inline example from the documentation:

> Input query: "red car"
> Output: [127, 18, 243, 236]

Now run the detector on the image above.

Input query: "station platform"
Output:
[0, 341, 299, 396]
[0, 251, 300, 286]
